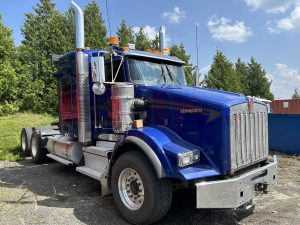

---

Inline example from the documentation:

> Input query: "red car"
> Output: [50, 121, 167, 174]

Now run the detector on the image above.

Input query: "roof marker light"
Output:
[109, 37, 119, 46]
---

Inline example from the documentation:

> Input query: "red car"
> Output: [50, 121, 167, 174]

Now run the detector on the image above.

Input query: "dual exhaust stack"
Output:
[71, 1, 91, 143]
[70, 1, 175, 142]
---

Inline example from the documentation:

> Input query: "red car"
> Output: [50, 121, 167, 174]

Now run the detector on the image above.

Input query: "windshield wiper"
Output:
[157, 65, 167, 84]
[165, 65, 181, 85]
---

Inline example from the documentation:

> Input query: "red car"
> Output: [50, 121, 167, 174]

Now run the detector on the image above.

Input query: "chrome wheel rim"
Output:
[118, 168, 144, 210]
[31, 137, 37, 157]
[21, 133, 27, 152]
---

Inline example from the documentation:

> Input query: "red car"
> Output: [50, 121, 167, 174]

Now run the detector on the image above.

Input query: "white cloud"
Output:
[132, 25, 171, 45]
[162, 7, 186, 24]
[268, 63, 300, 99]
[267, 4, 300, 32]
[132, 25, 158, 40]
[244, 0, 296, 13]
[207, 16, 253, 43]
[244, 0, 300, 33]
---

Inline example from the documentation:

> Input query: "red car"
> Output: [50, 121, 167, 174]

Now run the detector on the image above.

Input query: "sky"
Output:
[1, 0, 300, 99]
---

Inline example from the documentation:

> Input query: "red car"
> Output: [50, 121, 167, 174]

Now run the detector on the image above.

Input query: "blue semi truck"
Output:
[20, 1, 277, 224]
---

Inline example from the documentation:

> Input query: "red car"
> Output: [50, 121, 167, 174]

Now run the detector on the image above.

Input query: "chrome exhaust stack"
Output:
[71, 1, 91, 143]
[159, 26, 169, 55]
[159, 26, 166, 52]
[71, 1, 84, 49]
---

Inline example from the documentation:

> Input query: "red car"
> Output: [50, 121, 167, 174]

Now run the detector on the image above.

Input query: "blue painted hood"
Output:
[144, 85, 248, 109]
[135, 84, 248, 175]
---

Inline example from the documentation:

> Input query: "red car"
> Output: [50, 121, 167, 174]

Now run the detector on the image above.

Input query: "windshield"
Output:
[128, 57, 186, 85]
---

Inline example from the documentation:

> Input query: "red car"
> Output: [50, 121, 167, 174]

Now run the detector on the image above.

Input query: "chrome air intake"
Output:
[71, 1, 91, 143]
[111, 84, 134, 133]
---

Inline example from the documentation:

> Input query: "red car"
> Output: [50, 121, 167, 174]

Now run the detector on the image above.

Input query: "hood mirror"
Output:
[91, 55, 106, 95]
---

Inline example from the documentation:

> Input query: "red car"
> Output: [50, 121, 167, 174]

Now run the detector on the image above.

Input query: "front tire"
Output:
[111, 151, 172, 225]
[30, 130, 47, 164]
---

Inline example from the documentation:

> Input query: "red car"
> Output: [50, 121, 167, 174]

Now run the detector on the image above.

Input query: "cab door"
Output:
[97, 59, 125, 133]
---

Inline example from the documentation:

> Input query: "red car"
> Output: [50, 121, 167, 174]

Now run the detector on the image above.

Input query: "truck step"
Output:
[76, 166, 103, 180]
[46, 154, 73, 165]
[96, 140, 116, 149]
[82, 146, 110, 172]
[83, 145, 113, 157]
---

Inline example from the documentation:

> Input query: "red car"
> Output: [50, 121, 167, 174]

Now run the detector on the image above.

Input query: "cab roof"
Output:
[57, 48, 185, 65]
[115, 49, 185, 64]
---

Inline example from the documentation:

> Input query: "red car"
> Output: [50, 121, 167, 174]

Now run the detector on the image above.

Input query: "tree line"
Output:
[0, 0, 274, 116]
[203, 50, 274, 100]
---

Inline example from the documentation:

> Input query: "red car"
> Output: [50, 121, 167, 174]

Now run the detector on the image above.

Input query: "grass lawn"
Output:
[0, 113, 56, 161]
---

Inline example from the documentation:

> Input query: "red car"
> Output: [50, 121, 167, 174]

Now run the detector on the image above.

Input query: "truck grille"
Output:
[230, 103, 268, 170]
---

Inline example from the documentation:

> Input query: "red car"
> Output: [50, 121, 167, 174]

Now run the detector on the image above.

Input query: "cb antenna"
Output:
[195, 23, 200, 86]
[105, 0, 112, 37]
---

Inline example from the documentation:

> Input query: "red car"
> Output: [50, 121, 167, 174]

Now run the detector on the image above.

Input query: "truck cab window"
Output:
[128, 57, 186, 85]
[105, 60, 124, 82]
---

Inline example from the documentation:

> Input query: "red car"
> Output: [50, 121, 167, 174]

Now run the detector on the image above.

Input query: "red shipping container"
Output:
[271, 99, 300, 114]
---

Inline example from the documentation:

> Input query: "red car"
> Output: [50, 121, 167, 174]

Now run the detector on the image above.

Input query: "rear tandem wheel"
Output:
[20, 128, 32, 156]
[30, 129, 47, 164]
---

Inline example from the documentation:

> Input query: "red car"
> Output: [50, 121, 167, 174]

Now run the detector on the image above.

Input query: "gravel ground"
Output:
[0, 153, 299, 225]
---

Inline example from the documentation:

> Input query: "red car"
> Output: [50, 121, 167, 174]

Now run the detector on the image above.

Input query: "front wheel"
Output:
[111, 151, 172, 225]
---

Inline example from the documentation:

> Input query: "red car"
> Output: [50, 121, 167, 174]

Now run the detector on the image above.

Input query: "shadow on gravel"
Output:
[0, 159, 253, 225]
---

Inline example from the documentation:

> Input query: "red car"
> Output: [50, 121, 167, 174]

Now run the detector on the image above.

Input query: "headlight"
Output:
[177, 150, 200, 167]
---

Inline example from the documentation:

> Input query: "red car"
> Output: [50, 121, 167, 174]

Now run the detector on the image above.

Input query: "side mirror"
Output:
[91, 56, 105, 83]
[91, 55, 106, 95]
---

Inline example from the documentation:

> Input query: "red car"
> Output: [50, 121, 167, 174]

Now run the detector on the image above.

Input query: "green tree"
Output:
[0, 14, 19, 115]
[65, 7, 76, 50]
[135, 27, 151, 51]
[19, 0, 70, 115]
[84, 0, 107, 49]
[0, 14, 14, 62]
[151, 34, 160, 51]
[204, 50, 242, 93]
[235, 58, 249, 95]
[117, 19, 134, 47]
[170, 43, 194, 85]
[247, 57, 274, 100]
[292, 88, 300, 99]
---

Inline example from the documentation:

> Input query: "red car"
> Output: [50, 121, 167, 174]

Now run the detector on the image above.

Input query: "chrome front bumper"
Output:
[196, 155, 278, 209]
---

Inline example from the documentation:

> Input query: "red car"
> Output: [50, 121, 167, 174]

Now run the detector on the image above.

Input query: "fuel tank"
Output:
[46, 135, 83, 164]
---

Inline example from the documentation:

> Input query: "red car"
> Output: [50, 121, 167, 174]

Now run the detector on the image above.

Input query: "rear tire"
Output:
[111, 151, 172, 225]
[30, 130, 47, 164]
[20, 128, 32, 156]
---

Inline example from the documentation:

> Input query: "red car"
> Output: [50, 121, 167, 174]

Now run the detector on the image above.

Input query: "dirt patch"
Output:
[0, 153, 299, 225]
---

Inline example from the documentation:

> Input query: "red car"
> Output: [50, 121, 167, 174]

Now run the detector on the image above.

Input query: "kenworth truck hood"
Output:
[145, 85, 246, 108]
[135, 84, 249, 175]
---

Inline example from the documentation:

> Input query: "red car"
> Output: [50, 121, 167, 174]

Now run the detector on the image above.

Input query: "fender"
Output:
[111, 125, 220, 180]
[111, 125, 176, 178]
[124, 136, 166, 178]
